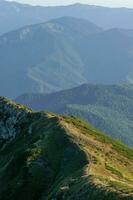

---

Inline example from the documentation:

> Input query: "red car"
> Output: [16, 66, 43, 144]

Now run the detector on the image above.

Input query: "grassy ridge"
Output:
[0, 98, 133, 199]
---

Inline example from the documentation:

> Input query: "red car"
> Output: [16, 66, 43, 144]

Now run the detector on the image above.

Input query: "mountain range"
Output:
[0, 1, 133, 199]
[0, 16, 101, 97]
[0, 96, 133, 199]
[1, 0, 133, 36]
[16, 84, 133, 147]
[1, 16, 133, 97]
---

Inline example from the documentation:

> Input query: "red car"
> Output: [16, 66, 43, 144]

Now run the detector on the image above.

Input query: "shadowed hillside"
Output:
[0, 97, 133, 199]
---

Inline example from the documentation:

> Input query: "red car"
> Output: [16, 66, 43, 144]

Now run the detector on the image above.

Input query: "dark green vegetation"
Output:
[1, 16, 133, 98]
[16, 84, 133, 147]
[1, 0, 133, 36]
[0, 97, 133, 199]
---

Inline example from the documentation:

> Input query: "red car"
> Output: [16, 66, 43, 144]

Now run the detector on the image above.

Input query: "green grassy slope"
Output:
[0, 97, 133, 199]
[16, 84, 133, 147]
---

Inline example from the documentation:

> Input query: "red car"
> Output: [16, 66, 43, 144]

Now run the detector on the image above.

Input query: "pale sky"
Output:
[7, 0, 133, 8]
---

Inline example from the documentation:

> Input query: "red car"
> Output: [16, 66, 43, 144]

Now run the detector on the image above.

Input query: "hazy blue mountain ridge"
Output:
[1, 17, 133, 97]
[1, 1, 133, 35]
[0, 16, 102, 97]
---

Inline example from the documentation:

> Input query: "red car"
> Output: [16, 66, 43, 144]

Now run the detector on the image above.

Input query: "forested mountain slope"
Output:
[0, 16, 103, 98]
[1, 17, 133, 97]
[16, 84, 133, 147]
